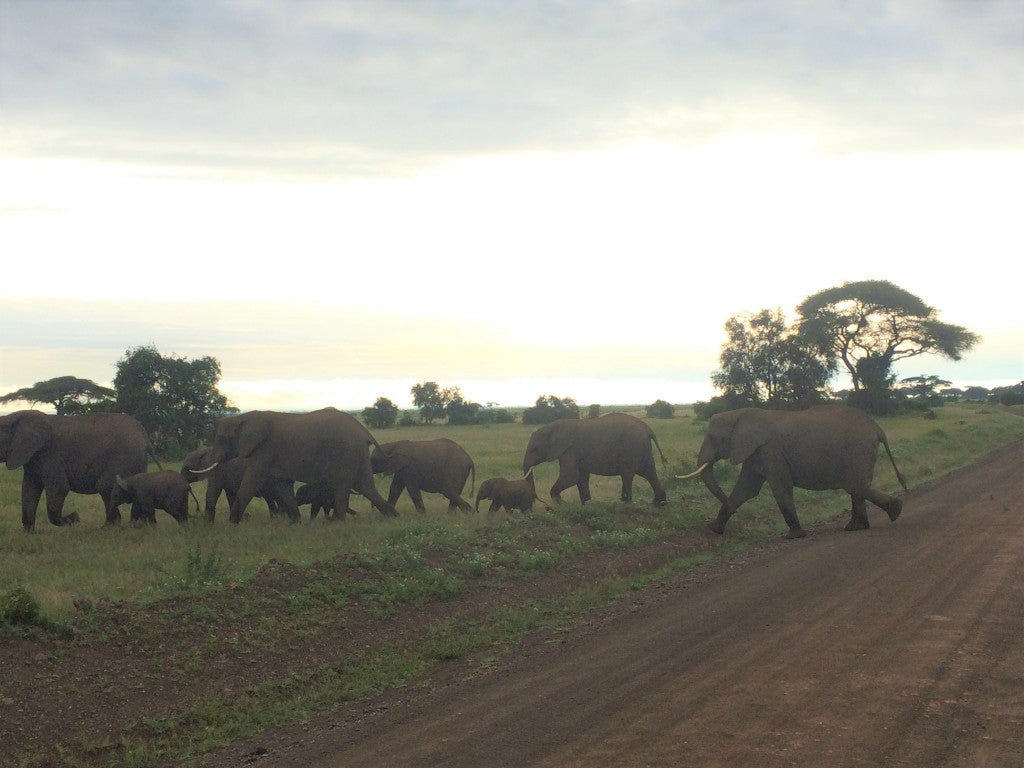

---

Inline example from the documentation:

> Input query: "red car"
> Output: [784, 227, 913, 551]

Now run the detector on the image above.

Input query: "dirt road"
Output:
[234, 440, 1024, 768]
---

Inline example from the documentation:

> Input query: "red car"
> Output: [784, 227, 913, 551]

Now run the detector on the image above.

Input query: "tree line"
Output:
[3, 280, 1017, 453]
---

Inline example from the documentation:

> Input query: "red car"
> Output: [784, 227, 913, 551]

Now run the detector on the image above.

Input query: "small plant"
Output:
[1, 586, 41, 625]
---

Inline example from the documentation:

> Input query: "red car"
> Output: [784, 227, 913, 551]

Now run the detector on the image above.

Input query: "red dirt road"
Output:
[233, 441, 1024, 768]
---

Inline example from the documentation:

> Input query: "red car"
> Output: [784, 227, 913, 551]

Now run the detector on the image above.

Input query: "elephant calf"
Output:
[475, 469, 545, 513]
[295, 483, 358, 520]
[111, 470, 192, 524]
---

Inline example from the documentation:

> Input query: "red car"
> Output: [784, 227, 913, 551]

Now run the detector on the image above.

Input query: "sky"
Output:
[1, 1, 1021, 413]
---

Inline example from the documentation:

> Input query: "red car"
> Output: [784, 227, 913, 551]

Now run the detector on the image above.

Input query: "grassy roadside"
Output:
[1, 403, 1022, 767]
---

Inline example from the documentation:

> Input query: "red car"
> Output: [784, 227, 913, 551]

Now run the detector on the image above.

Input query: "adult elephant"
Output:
[680, 404, 908, 539]
[370, 438, 475, 513]
[522, 413, 667, 506]
[195, 408, 396, 523]
[181, 448, 289, 522]
[0, 410, 151, 530]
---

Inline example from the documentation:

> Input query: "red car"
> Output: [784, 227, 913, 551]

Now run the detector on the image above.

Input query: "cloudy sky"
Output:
[1, 1, 1021, 411]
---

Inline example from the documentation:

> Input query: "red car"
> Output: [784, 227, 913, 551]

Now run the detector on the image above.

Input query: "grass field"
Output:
[2, 402, 1022, 767]
[2, 403, 1021, 619]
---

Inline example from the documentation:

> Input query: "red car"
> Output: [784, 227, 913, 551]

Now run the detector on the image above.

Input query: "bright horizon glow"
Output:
[2, 2, 1021, 412]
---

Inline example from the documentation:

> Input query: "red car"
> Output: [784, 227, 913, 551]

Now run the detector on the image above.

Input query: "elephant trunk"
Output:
[699, 462, 730, 507]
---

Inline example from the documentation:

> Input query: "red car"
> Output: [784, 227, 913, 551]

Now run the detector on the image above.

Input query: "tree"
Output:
[797, 280, 980, 401]
[411, 382, 446, 424]
[362, 397, 399, 429]
[521, 395, 580, 425]
[445, 392, 482, 425]
[113, 345, 234, 452]
[0, 376, 116, 415]
[711, 308, 834, 408]
[898, 375, 952, 405]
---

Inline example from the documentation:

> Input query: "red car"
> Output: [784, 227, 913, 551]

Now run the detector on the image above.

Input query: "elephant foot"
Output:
[785, 527, 807, 539]
[844, 518, 870, 531]
[706, 519, 725, 535]
[62, 512, 81, 526]
[886, 498, 903, 522]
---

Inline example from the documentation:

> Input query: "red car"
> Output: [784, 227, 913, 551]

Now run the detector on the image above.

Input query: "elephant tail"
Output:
[650, 431, 667, 464]
[880, 433, 908, 491]
[469, 463, 475, 496]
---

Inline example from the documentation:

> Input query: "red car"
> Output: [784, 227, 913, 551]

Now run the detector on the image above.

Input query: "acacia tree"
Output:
[114, 345, 234, 451]
[797, 280, 979, 413]
[711, 308, 834, 408]
[0, 376, 116, 415]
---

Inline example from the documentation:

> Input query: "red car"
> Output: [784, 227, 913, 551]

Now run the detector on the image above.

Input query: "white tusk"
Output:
[520, 466, 535, 480]
[188, 462, 219, 474]
[676, 462, 709, 480]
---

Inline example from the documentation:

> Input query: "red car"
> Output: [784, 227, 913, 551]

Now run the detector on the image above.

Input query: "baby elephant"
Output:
[475, 469, 545, 513]
[295, 483, 358, 520]
[111, 470, 192, 524]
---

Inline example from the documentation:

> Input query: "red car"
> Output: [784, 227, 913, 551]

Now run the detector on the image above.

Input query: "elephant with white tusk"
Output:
[681, 404, 908, 539]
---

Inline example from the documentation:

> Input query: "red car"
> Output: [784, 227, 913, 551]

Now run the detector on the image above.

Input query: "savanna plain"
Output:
[1, 403, 1022, 768]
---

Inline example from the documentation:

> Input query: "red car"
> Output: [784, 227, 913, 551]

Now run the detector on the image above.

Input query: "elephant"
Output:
[370, 438, 475, 513]
[475, 467, 545, 513]
[522, 413, 667, 506]
[194, 407, 396, 523]
[0, 410, 152, 530]
[181, 448, 288, 522]
[295, 482, 357, 520]
[680, 404, 908, 539]
[110, 470, 192, 524]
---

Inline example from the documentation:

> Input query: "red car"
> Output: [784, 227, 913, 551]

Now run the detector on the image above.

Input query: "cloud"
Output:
[2, 1, 1021, 178]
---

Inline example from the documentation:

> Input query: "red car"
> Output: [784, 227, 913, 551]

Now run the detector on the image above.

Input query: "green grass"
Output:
[1, 403, 1020, 617]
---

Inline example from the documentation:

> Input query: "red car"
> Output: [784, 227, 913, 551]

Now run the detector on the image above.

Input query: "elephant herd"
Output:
[0, 404, 909, 539]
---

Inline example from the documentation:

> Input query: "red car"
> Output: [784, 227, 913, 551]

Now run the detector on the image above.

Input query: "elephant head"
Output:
[0, 410, 51, 470]
[202, 412, 272, 469]
[685, 409, 770, 508]
[521, 420, 578, 474]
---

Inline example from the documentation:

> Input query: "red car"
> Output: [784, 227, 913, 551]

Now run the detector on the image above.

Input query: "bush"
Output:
[1, 587, 41, 626]
[646, 399, 675, 419]
[363, 397, 399, 429]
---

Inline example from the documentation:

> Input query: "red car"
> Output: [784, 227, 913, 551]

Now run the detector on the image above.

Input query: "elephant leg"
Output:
[387, 476, 408, 508]
[865, 486, 903, 522]
[20, 476, 44, 531]
[204, 483, 220, 522]
[230, 474, 261, 524]
[620, 472, 635, 503]
[767, 481, 806, 539]
[709, 465, 765, 535]
[574, 470, 592, 504]
[331, 488, 352, 522]
[406, 482, 428, 514]
[639, 463, 667, 507]
[273, 484, 299, 522]
[845, 494, 870, 531]
[44, 481, 73, 527]
[448, 493, 473, 513]
[488, 499, 500, 513]
[550, 457, 581, 504]
[353, 468, 398, 518]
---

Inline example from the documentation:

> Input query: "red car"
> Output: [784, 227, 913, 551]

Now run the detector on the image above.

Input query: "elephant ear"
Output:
[8, 414, 51, 469]
[729, 411, 772, 464]
[237, 417, 272, 458]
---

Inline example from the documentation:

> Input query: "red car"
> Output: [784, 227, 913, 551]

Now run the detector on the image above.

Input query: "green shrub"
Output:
[1, 586, 41, 625]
